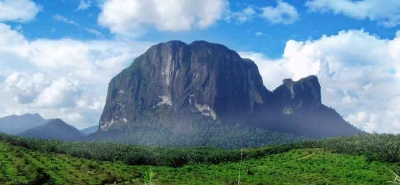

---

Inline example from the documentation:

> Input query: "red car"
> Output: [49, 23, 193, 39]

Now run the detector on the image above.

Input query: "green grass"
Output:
[0, 141, 142, 184]
[1, 141, 399, 184]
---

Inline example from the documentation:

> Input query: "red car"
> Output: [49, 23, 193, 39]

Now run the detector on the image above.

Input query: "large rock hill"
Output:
[98, 40, 362, 140]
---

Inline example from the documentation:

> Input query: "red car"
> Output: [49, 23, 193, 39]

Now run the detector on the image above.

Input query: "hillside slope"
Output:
[80, 125, 98, 135]
[20, 119, 84, 141]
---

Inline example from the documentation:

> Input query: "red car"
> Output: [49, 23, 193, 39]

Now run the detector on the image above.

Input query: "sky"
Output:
[0, 0, 399, 133]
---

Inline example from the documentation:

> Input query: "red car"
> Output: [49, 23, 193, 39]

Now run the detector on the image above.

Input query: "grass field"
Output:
[1, 141, 399, 185]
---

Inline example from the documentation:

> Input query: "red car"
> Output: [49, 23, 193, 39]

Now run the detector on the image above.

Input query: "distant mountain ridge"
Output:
[0, 113, 47, 134]
[20, 119, 84, 141]
[80, 125, 98, 135]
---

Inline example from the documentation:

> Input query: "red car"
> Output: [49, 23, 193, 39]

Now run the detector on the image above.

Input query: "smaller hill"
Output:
[0, 113, 47, 134]
[80, 125, 98, 135]
[19, 119, 84, 141]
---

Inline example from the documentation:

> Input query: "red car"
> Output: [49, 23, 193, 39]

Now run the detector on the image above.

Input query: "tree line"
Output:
[1, 132, 399, 167]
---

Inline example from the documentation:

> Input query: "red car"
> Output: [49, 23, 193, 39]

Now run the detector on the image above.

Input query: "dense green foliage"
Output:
[319, 134, 400, 163]
[1, 141, 398, 184]
[85, 125, 305, 149]
[2, 132, 400, 168]
[93, 111, 306, 149]
[0, 133, 310, 167]
[0, 141, 142, 184]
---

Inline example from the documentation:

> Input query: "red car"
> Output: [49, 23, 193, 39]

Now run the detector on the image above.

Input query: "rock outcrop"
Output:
[100, 41, 270, 132]
[98, 40, 362, 139]
[272, 75, 322, 115]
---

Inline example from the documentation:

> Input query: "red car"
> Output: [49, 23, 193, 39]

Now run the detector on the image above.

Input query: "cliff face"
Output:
[99, 40, 362, 139]
[268, 76, 360, 138]
[100, 41, 270, 132]
[272, 75, 322, 115]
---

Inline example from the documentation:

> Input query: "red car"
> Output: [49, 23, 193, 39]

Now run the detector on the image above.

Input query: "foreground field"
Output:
[1, 141, 399, 185]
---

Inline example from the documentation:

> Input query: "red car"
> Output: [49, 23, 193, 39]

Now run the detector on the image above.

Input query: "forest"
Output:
[1, 132, 399, 167]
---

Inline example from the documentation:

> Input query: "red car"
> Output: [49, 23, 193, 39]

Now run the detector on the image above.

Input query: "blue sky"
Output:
[14, 0, 399, 58]
[0, 0, 399, 133]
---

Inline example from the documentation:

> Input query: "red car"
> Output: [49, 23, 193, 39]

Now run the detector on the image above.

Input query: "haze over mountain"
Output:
[88, 41, 362, 147]
[20, 119, 84, 141]
[0, 113, 48, 135]
[80, 125, 98, 135]
[267, 76, 360, 138]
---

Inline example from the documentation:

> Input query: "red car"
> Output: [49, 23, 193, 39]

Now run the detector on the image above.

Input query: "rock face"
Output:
[272, 76, 322, 114]
[100, 41, 269, 132]
[99, 40, 362, 138]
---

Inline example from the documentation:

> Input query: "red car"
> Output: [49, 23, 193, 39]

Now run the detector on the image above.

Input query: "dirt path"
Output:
[297, 153, 316, 160]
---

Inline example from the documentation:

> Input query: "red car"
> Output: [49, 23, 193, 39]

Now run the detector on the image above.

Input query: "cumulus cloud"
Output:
[35, 78, 82, 108]
[0, 23, 153, 129]
[27, 38, 150, 85]
[306, 0, 400, 27]
[4, 73, 82, 108]
[3, 72, 47, 104]
[240, 30, 400, 133]
[98, 0, 228, 37]
[0, 23, 28, 52]
[346, 112, 380, 133]
[0, 0, 40, 23]
[239, 52, 290, 89]
[0, 23, 31, 76]
[261, 0, 299, 25]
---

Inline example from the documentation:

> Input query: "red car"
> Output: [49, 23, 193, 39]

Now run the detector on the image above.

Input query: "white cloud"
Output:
[3, 72, 48, 104]
[240, 30, 400, 134]
[306, 0, 400, 27]
[77, 0, 91, 11]
[255, 32, 263, 37]
[346, 112, 379, 133]
[0, 106, 5, 118]
[84, 28, 103, 37]
[0, 0, 40, 22]
[261, 0, 299, 25]
[0, 23, 29, 52]
[98, 0, 228, 37]
[239, 52, 291, 89]
[35, 78, 82, 108]
[27, 38, 150, 85]
[4, 73, 82, 108]
[225, 6, 257, 23]
[53, 14, 79, 26]
[0, 23, 31, 74]
[0, 23, 153, 129]
[53, 14, 103, 37]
